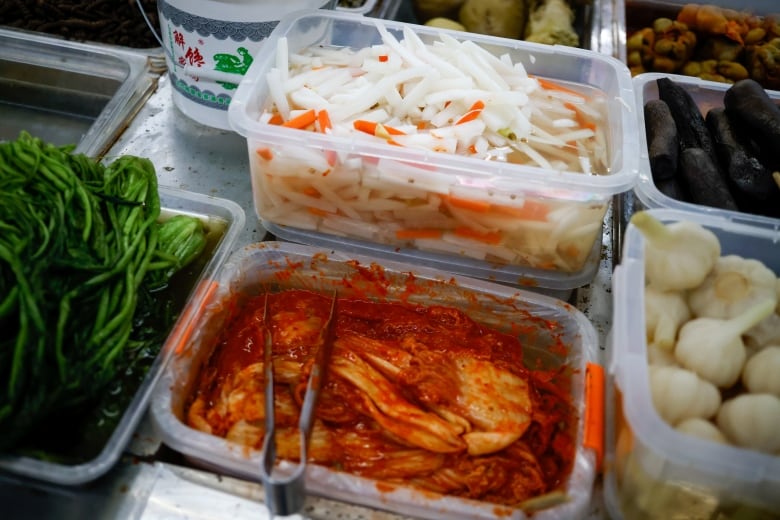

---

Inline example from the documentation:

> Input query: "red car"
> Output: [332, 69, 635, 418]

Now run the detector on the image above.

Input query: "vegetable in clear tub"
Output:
[228, 10, 638, 287]
[605, 207, 780, 519]
[150, 241, 602, 519]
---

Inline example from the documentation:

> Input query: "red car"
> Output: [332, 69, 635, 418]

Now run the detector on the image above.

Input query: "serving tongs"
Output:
[259, 290, 338, 517]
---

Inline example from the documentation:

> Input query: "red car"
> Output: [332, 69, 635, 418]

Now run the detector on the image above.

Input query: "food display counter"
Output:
[2, 0, 778, 519]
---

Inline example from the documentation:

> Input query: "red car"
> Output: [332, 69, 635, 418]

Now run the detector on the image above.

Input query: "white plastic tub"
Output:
[605, 207, 780, 519]
[631, 72, 780, 229]
[228, 9, 638, 291]
[151, 241, 602, 519]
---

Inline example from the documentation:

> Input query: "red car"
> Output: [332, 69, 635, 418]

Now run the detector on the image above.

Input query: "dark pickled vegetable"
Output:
[657, 77, 718, 161]
[706, 107, 780, 217]
[724, 78, 780, 171]
[644, 98, 679, 180]
[678, 147, 738, 210]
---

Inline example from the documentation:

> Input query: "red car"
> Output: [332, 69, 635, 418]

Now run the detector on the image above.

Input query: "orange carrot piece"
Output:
[282, 108, 316, 129]
[307, 207, 329, 217]
[395, 228, 443, 240]
[445, 195, 491, 213]
[353, 119, 405, 136]
[534, 77, 587, 99]
[456, 100, 485, 125]
[493, 199, 550, 221]
[378, 54, 389, 62]
[454, 226, 503, 244]
[256, 147, 274, 161]
[303, 186, 321, 198]
[268, 113, 284, 125]
[317, 109, 332, 133]
[565, 102, 597, 132]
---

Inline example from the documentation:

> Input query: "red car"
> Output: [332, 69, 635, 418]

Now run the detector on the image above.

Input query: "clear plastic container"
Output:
[605, 208, 780, 519]
[632, 72, 780, 232]
[150, 241, 602, 520]
[0, 187, 245, 485]
[228, 9, 638, 291]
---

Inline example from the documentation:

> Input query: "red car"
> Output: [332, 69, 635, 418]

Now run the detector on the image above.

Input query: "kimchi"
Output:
[186, 289, 576, 506]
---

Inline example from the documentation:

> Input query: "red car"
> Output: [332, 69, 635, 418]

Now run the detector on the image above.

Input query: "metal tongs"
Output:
[259, 291, 338, 517]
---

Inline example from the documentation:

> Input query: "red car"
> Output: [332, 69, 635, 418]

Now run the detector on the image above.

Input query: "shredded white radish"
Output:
[249, 22, 612, 272]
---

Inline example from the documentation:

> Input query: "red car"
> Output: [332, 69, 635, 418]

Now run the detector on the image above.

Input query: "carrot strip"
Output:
[256, 147, 274, 161]
[445, 195, 491, 213]
[493, 199, 550, 221]
[454, 226, 503, 244]
[534, 77, 587, 99]
[317, 109, 332, 133]
[395, 228, 443, 240]
[282, 108, 316, 129]
[303, 186, 320, 198]
[308, 207, 329, 217]
[268, 113, 284, 125]
[353, 120, 405, 136]
[378, 54, 389, 62]
[565, 102, 597, 132]
[456, 100, 485, 125]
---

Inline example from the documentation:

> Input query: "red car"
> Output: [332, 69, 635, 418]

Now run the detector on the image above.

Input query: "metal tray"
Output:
[0, 27, 157, 158]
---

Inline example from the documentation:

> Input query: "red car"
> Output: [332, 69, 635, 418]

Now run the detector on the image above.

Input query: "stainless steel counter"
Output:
[1, 0, 618, 514]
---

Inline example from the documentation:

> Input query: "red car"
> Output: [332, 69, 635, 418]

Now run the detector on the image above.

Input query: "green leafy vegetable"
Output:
[0, 132, 206, 453]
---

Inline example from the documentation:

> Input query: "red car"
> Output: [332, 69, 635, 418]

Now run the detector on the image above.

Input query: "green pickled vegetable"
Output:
[0, 132, 206, 453]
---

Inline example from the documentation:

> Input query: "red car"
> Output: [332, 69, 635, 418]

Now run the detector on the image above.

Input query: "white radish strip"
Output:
[266, 68, 290, 120]
[256, 172, 286, 208]
[514, 141, 554, 170]
[552, 118, 578, 128]
[402, 27, 465, 79]
[276, 37, 289, 83]
[375, 158, 453, 195]
[329, 67, 431, 122]
[307, 68, 357, 99]
[444, 205, 495, 234]
[347, 198, 409, 211]
[274, 211, 320, 231]
[413, 237, 487, 260]
[440, 233, 518, 263]
[289, 87, 330, 111]
[374, 21, 427, 68]
[271, 182, 339, 213]
[310, 179, 362, 219]
[359, 175, 429, 200]
[320, 215, 381, 239]
[398, 71, 441, 117]
[547, 128, 595, 143]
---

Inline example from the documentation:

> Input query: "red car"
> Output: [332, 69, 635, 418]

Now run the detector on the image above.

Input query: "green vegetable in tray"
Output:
[0, 132, 206, 454]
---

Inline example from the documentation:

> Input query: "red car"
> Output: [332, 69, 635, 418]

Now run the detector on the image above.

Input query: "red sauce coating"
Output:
[185, 289, 576, 507]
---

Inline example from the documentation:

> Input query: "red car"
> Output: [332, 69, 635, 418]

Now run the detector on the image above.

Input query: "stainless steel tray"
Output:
[0, 27, 158, 158]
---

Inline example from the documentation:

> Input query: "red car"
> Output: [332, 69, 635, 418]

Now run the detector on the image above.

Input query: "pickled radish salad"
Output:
[249, 20, 613, 272]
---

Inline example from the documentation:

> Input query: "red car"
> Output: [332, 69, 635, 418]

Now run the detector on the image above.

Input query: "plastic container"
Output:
[0, 187, 245, 485]
[632, 72, 780, 230]
[228, 9, 638, 292]
[157, 0, 336, 130]
[605, 207, 780, 519]
[150, 241, 601, 520]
